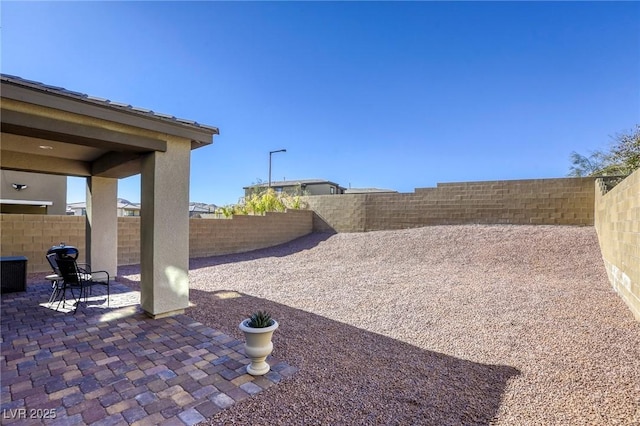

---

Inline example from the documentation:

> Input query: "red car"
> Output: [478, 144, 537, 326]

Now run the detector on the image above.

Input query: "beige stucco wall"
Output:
[86, 176, 118, 276]
[595, 170, 640, 320]
[1, 209, 313, 273]
[305, 177, 596, 232]
[139, 139, 192, 317]
[0, 171, 67, 215]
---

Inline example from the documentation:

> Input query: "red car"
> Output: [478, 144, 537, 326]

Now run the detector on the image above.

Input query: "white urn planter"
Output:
[239, 316, 279, 376]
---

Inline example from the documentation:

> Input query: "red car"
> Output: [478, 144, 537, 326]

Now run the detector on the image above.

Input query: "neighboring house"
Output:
[67, 198, 141, 217]
[118, 199, 141, 217]
[344, 188, 398, 194]
[67, 199, 216, 217]
[244, 179, 346, 197]
[66, 201, 86, 216]
[0, 170, 67, 215]
[189, 202, 217, 217]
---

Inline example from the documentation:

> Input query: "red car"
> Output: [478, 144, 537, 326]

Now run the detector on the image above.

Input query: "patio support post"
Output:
[86, 176, 118, 277]
[140, 137, 191, 318]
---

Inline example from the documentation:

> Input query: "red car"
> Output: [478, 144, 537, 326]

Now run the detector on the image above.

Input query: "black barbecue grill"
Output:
[47, 243, 79, 260]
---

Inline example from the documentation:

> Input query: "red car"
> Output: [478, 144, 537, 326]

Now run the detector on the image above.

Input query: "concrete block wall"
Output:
[306, 177, 596, 232]
[306, 194, 367, 233]
[595, 170, 640, 320]
[189, 209, 313, 258]
[1, 209, 313, 273]
[1, 214, 87, 273]
[118, 217, 141, 266]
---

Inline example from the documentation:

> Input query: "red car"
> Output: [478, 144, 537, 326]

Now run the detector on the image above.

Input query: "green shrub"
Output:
[247, 311, 274, 328]
[215, 188, 307, 218]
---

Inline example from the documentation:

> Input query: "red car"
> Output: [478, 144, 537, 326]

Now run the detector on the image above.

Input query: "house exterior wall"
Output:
[595, 170, 640, 320]
[118, 207, 141, 217]
[1, 209, 313, 273]
[67, 206, 85, 216]
[301, 183, 344, 196]
[305, 177, 596, 232]
[69, 205, 142, 217]
[0, 171, 67, 215]
[253, 185, 305, 197]
[245, 182, 344, 197]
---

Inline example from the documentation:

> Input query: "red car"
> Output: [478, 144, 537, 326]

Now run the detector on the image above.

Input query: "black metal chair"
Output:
[55, 257, 110, 312]
[45, 253, 65, 306]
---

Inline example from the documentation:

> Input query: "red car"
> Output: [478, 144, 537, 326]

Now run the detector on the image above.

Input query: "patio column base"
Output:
[145, 308, 185, 319]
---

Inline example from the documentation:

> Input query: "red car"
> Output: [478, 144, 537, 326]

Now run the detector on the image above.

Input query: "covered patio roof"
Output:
[1, 74, 219, 318]
[1, 74, 218, 178]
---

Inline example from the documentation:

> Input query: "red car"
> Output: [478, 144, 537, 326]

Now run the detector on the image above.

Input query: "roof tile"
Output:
[0, 73, 218, 134]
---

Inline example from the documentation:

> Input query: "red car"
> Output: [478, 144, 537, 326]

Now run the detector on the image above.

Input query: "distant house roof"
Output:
[244, 179, 344, 189]
[1, 74, 219, 136]
[117, 199, 141, 210]
[68, 198, 141, 210]
[344, 188, 398, 194]
[189, 203, 217, 213]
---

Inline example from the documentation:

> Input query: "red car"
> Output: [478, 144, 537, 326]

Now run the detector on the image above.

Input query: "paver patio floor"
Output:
[0, 280, 296, 425]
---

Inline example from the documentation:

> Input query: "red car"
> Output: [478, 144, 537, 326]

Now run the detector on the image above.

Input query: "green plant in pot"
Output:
[239, 311, 279, 375]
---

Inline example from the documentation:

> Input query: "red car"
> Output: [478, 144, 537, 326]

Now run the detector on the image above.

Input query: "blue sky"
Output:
[2, 1, 639, 206]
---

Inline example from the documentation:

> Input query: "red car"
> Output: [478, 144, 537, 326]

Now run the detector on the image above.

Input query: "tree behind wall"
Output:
[569, 124, 640, 177]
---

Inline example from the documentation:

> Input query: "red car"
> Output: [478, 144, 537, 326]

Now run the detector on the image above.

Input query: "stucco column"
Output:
[140, 137, 191, 318]
[86, 176, 118, 276]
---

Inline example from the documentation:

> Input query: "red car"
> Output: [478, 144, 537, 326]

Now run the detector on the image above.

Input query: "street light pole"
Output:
[268, 149, 286, 189]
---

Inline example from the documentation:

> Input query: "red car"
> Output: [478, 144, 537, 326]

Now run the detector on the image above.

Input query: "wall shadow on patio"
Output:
[187, 288, 521, 425]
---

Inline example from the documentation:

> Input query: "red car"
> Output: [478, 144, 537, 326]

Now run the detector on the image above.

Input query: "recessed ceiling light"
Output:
[39, 145, 53, 150]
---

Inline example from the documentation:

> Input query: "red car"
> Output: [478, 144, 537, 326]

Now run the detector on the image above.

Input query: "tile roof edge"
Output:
[0, 73, 219, 134]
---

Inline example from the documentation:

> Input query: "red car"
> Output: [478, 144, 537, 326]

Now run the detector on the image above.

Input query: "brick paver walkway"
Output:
[1, 280, 296, 425]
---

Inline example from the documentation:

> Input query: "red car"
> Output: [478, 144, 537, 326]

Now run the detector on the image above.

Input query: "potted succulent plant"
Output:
[239, 311, 279, 376]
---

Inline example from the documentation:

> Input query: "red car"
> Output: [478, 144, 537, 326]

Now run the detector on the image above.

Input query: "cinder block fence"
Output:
[595, 169, 640, 320]
[1, 174, 638, 321]
[0, 210, 314, 273]
[305, 177, 597, 232]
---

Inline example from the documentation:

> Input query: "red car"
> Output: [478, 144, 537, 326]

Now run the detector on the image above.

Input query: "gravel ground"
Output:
[120, 224, 640, 425]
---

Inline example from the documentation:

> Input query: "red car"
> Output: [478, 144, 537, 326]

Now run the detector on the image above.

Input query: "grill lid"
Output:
[47, 243, 79, 259]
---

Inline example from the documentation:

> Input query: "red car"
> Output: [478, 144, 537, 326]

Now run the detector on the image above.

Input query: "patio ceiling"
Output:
[1, 74, 219, 179]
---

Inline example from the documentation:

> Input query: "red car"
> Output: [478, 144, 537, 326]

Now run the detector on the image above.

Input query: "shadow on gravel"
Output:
[117, 233, 334, 279]
[188, 232, 335, 270]
[187, 288, 521, 425]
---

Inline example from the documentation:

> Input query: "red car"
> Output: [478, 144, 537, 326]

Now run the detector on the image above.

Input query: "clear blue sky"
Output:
[2, 1, 639, 206]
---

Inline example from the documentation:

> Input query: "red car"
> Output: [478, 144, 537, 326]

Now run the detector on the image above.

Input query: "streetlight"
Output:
[268, 149, 286, 188]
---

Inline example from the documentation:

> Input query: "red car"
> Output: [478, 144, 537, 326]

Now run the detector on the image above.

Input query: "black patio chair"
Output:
[45, 253, 65, 306]
[55, 257, 110, 312]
